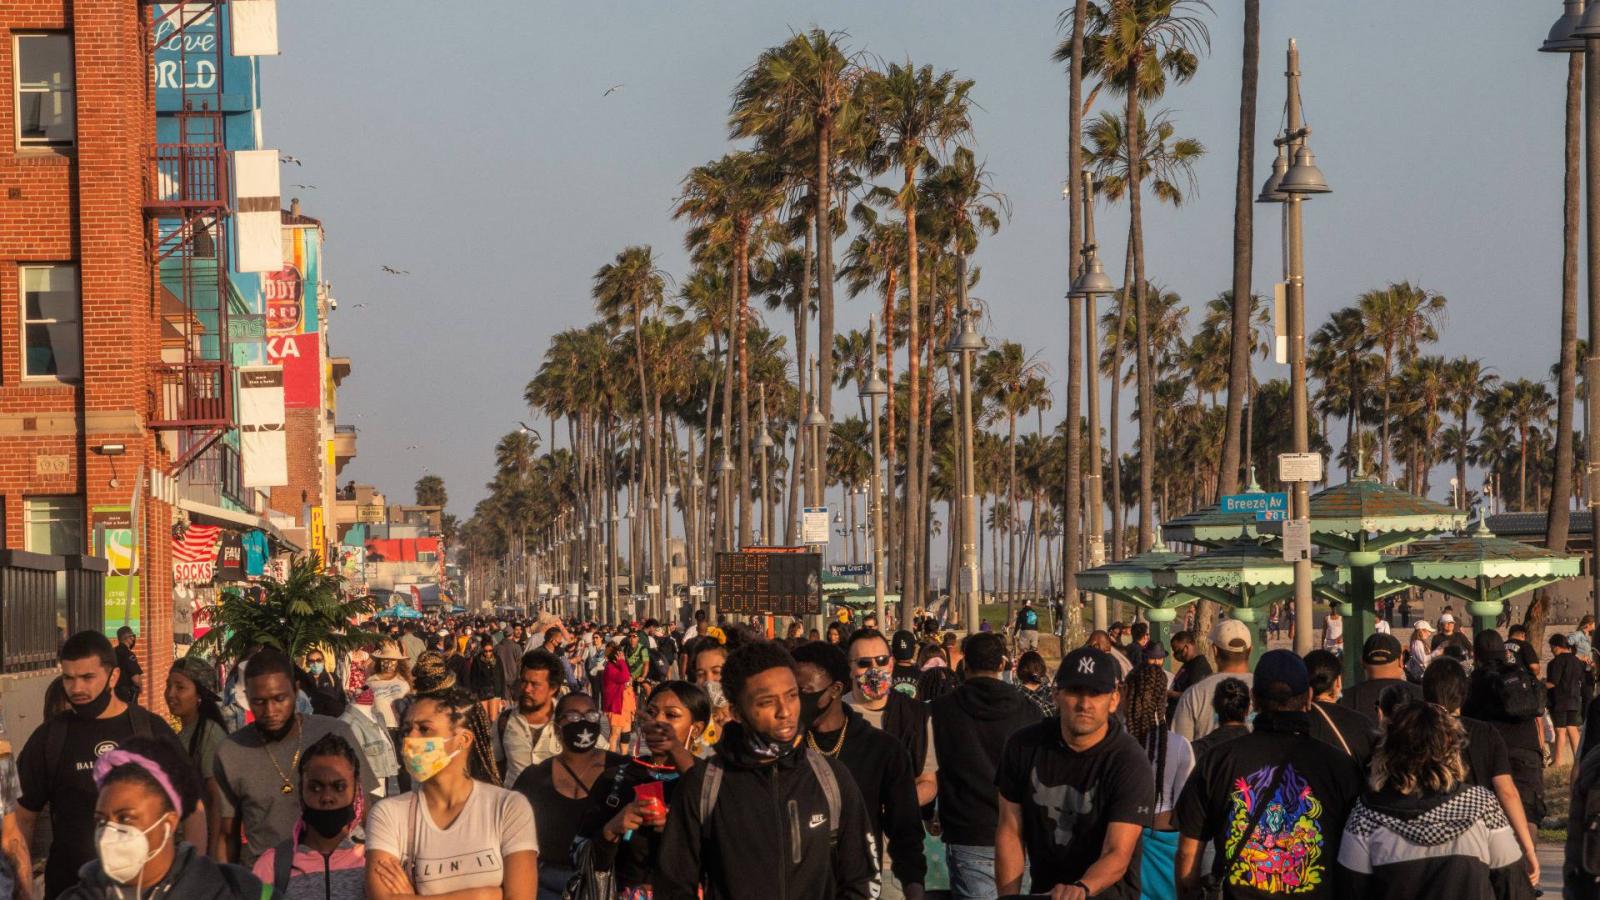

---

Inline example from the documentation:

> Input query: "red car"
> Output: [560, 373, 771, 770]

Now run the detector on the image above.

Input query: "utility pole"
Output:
[950, 307, 985, 632]
[1073, 169, 1115, 631]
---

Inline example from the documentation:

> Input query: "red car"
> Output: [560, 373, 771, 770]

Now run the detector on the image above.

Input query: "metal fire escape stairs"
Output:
[142, 2, 232, 475]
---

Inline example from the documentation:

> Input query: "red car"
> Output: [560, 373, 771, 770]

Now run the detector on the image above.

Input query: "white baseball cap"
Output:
[1439, 613, 1456, 625]
[1413, 619, 1434, 632]
[1211, 619, 1254, 652]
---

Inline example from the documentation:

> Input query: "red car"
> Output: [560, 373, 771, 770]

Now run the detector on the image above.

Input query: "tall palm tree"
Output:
[1549, 51, 1583, 562]
[1072, 0, 1209, 552]
[732, 30, 863, 496]
[864, 60, 975, 610]
[1484, 379, 1554, 510]
[1081, 104, 1203, 555]
[1219, 0, 1260, 498]
[1441, 357, 1496, 509]
[1358, 281, 1447, 483]
[1309, 306, 1377, 477]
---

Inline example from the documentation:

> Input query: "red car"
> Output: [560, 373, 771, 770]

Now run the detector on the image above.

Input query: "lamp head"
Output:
[1257, 143, 1290, 203]
[1068, 252, 1116, 297]
[945, 308, 986, 355]
[1280, 144, 1331, 195]
[758, 431, 775, 449]
[1573, 0, 1600, 40]
[1545, 0, 1588, 50]
[804, 407, 829, 428]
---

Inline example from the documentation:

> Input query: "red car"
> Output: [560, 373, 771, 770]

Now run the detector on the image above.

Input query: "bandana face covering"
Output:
[743, 726, 800, 763]
[854, 667, 892, 702]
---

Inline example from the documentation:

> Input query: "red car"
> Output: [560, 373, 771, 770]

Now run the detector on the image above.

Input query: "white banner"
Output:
[233, 149, 283, 273]
[238, 365, 284, 428]
[230, 0, 279, 56]
[242, 430, 287, 487]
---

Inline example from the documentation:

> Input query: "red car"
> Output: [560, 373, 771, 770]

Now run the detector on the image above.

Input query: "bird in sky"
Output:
[279, 154, 302, 166]
[291, 184, 317, 190]
[518, 421, 540, 436]
[604, 84, 624, 96]
[381, 265, 409, 276]
[350, 303, 369, 309]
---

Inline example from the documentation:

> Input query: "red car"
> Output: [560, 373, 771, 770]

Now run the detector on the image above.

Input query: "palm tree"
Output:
[1309, 306, 1377, 477]
[195, 557, 381, 663]
[1218, 0, 1260, 498]
[978, 341, 1050, 624]
[1441, 357, 1496, 509]
[1357, 281, 1447, 482]
[863, 60, 975, 612]
[1483, 379, 1554, 510]
[1076, 0, 1209, 552]
[732, 30, 863, 493]
[1549, 52, 1583, 563]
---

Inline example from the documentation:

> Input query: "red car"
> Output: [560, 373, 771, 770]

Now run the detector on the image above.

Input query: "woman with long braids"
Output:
[165, 656, 229, 842]
[1122, 650, 1194, 900]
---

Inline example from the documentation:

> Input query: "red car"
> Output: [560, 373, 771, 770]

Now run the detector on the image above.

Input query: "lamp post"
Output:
[1070, 169, 1117, 632]
[1259, 38, 1330, 656]
[948, 305, 986, 632]
[861, 316, 890, 628]
[1569, 0, 1600, 621]
[758, 384, 775, 547]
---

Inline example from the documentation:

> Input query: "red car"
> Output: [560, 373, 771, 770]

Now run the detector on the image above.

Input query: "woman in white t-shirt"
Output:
[367, 642, 412, 733]
[365, 687, 539, 898]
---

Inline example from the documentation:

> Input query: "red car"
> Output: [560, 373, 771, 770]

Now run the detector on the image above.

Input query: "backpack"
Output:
[698, 752, 841, 848]
[1490, 664, 1547, 722]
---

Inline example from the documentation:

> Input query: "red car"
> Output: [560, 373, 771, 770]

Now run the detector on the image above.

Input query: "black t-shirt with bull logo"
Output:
[996, 717, 1155, 898]
[17, 707, 183, 899]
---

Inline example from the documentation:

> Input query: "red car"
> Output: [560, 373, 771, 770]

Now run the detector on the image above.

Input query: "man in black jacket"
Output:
[930, 631, 1042, 900]
[794, 641, 925, 900]
[656, 640, 877, 900]
[1175, 650, 1364, 900]
[845, 629, 936, 805]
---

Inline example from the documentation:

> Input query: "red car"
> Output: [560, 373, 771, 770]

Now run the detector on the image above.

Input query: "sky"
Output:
[260, 1, 1573, 530]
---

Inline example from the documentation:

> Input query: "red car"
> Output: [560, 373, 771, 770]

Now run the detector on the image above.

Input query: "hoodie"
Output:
[1337, 784, 1524, 900]
[654, 721, 879, 900]
[929, 675, 1044, 845]
[61, 843, 272, 900]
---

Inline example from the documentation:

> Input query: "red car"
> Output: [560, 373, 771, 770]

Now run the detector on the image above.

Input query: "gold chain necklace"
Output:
[262, 717, 303, 794]
[805, 719, 848, 758]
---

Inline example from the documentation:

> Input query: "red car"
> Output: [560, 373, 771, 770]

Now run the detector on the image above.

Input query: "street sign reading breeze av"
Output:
[1220, 492, 1290, 522]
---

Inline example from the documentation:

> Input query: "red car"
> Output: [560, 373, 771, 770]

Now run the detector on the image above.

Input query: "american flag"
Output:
[172, 523, 222, 563]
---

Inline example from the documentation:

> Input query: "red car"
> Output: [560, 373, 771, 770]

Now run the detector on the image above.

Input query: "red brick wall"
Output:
[0, 1, 175, 707]
[268, 406, 324, 530]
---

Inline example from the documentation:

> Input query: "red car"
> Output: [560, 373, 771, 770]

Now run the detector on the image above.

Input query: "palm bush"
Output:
[192, 556, 382, 664]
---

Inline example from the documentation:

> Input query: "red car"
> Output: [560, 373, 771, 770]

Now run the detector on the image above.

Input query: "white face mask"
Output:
[96, 815, 172, 885]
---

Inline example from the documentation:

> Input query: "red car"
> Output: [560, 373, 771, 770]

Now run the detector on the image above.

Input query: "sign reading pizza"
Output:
[265, 265, 303, 334]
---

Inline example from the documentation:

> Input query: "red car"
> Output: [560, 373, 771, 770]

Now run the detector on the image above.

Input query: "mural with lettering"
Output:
[266, 223, 322, 407]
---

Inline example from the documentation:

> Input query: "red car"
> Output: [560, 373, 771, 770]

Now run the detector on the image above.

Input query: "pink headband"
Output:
[93, 750, 183, 815]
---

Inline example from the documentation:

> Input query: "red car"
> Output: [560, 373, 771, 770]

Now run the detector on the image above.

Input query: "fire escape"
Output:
[143, 2, 232, 475]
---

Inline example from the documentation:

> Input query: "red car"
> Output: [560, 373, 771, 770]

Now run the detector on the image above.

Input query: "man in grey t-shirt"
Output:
[210, 650, 378, 866]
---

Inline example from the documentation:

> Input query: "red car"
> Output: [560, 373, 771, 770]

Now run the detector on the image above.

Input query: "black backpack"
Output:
[1490, 664, 1547, 722]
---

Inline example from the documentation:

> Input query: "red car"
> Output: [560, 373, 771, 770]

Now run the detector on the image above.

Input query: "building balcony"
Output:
[144, 141, 231, 213]
[150, 361, 231, 429]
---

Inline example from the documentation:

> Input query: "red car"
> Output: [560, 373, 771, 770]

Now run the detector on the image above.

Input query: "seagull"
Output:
[518, 421, 538, 434]
[350, 303, 369, 309]
[279, 154, 302, 166]
[381, 266, 410, 276]
[291, 184, 317, 190]
[603, 84, 624, 96]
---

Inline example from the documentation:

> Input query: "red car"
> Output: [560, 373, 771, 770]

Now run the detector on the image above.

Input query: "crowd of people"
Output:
[3, 601, 1600, 898]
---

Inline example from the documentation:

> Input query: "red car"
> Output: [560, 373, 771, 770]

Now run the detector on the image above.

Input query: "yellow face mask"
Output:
[401, 735, 461, 782]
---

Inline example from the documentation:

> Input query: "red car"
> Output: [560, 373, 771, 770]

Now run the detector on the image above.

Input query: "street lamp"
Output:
[861, 316, 890, 628]
[1259, 38, 1329, 657]
[947, 304, 986, 633]
[1069, 169, 1116, 631]
[1545, 0, 1587, 52]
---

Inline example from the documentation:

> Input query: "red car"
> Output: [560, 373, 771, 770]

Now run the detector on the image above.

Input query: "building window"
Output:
[14, 34, 74, 149]
[24, 496, 83, 554]
[22, 264, 80, 380]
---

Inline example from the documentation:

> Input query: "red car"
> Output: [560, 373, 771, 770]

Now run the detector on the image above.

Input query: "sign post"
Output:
[1278, 452, 1324, 484]
[1220, 492, 1290, 522]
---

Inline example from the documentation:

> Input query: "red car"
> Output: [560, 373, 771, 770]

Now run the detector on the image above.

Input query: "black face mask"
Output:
[71, 680, 114, 720]
[257, 715, 298, 744]
[560, 719, 601, 751]
[301, 803, 355, 840]
[798, 688, 833, 729]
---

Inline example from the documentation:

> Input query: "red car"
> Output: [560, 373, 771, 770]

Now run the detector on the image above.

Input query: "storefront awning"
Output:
[177, 497, 301, 551]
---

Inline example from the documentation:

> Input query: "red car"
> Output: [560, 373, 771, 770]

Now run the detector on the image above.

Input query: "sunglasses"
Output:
[853, 655, 891, 669]
[557, 710, 602, 725]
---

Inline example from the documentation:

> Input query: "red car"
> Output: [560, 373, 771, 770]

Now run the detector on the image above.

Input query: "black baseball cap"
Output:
[891, 630, 917, 662]
[1054, 647, 1119, 694]
[1362, 633, 1403, 666]
[1255, 649, 1310, 696]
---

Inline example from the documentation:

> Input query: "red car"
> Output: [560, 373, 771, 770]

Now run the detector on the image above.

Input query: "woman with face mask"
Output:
[166, 656, 228, 844]
[512, 693, 626, 899]
[250, 733, 366, 899]
[585, 681, 712, 899]
[365, 687, 538, 898]
[60, 736, 269, 900]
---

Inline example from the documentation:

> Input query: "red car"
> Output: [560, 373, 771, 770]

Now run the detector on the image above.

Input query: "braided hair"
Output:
[1122, 662, 1172, 806]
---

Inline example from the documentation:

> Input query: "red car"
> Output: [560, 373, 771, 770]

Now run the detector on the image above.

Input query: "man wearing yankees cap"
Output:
[994, 646, 1155, 900]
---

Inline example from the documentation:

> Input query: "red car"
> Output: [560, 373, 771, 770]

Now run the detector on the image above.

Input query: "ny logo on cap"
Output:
[1078, 657, 1096, 675]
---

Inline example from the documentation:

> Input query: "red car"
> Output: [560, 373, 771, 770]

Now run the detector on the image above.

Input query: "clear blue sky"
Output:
[261, 1, 1571, 522]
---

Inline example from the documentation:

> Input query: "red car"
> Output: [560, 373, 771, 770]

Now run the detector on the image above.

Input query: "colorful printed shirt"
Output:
[1175, 710, 1365, 898]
